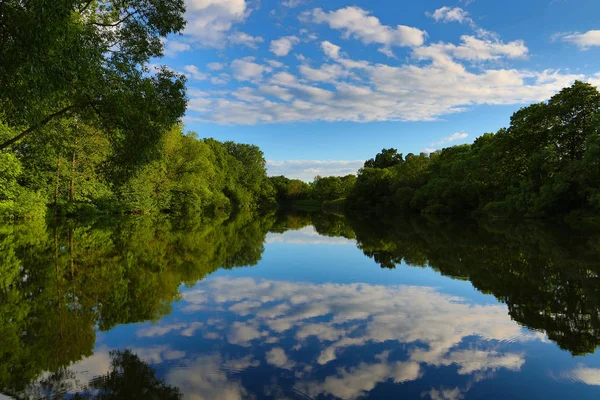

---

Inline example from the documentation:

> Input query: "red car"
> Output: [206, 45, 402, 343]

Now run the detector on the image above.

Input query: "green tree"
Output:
[0, 0, 187, 169]
[312, 176, 344, 201]
[347, 81, 600, 220]
[0, 146, 46, 219]
[364, 148, 403, 169]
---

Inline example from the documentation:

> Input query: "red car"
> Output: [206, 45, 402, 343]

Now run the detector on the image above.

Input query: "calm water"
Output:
[2, 212, 600, 399]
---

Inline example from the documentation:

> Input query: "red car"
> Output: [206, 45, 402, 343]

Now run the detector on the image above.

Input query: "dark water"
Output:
[2, 212, 600, 399]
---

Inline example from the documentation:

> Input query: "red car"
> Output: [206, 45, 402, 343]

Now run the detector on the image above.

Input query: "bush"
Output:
[0, 190, 46, 220]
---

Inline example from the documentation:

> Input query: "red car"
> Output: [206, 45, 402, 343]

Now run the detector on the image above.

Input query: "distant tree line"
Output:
[347, 81, 600, 220]
[269, 175, 356, 203]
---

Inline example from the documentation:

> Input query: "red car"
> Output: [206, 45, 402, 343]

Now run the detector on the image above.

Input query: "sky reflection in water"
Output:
[47, 224, 600, 400]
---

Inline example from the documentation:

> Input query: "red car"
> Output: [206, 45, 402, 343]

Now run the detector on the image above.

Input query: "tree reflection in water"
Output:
[1, 211, 600, 397]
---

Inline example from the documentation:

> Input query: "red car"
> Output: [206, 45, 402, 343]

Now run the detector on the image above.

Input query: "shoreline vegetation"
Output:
[347, 82, 600, 223]
[271, 81, 600, 225]
[2, 81, 599, 224]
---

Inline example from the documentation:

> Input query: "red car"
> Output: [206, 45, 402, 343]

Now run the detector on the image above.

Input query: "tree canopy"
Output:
[0, 0, 187, 158]
[347, 81, 600, 220]
[0, 122, 277, 219]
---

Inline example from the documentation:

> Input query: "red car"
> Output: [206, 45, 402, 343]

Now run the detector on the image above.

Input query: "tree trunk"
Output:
[55, 158, 61, 216]
[70, 137, 78, 202]
[54, 227, 64, 338]
[69, 227, 78, 310]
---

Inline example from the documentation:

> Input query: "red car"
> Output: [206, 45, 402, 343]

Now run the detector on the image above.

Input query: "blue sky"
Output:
[158, 0, 600, 180]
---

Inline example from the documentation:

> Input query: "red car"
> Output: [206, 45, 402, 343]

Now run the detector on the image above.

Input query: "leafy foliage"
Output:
[364, 148, 404, 169]
[270, 176, 313, 201]
[347, 81, 600, 219]
[1, 122, 276, 218]
[0, 0, 187, 164]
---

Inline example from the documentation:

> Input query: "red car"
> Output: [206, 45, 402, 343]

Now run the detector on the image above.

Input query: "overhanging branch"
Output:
[0, 104, 83, 150]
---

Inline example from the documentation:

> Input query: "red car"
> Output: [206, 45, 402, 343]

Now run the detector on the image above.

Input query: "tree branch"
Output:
[86, 96, 115, 134]
[0, 104, 82, 150]
[92, 10, 138, 27]
[78, 0, 95, 13]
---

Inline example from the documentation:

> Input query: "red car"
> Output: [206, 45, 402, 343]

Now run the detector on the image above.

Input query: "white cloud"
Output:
[560, 30, 600, 49]
[188, 96, 213, 112]
[564, 366, 600, 385]
[137, 323, 188, 337]
[588, 73, 600, 88]
[411, 348, 524, 375]
[166, 353, 252, 400]
[439, 132, 469, 145]
[132, 345, 187, 364]
[443, 132, 469, 143]
[303, 6, 427, 52]
[211, 74, 230, 85]
[61, 276, 549, 400]
[266, 347, 296, 370]
[186, 35, 582, 125]
[266, 226, 356, 245]
[227, 321, 267, 346]
[182, 277, 543, 356]
[183, 65, 208, 81]
[266, 59, 285, 69]
[172, 277, 543, 399]
[37, 348, 113, 391]
[207, 62, 225, 71]
[181, 322, 205, 337]
[299, 63, 349, 82]
[321, 40, 341, 59]
[233, 87, 266, 102]
[163, 39, 191, 57]
[228, 32, 264, 48]
[183, 0, 250, 47]
[264, 72, 335, 103]
[423, 132, 469, 153]
[230, 58, 272, 82]
[414, 35, 528, 62]
[223, 355, 260, 372]
[428, 6, 473, 26]
[187, 63, 581, 124]
[281, 0, 306, 7]
[267, 159, 364, 181]
[378, 47, 397, 58]
[137, 321, 204, 338]
[297, 354, 422, 400]
[426, 387, 465, 400]
[182, 9, 591, 126]
[270, 36, 300, 56]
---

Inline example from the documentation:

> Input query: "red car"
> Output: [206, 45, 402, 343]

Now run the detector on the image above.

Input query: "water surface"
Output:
[1, 212, 600, 399]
